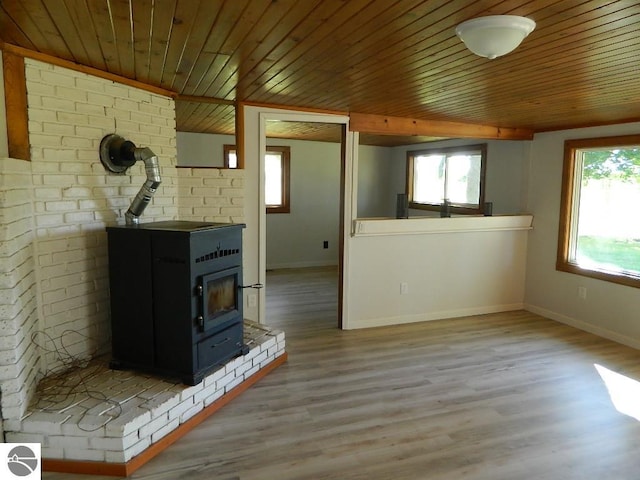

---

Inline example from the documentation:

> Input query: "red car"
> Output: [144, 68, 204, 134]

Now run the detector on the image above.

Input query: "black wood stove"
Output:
[106, 220, 248, 385]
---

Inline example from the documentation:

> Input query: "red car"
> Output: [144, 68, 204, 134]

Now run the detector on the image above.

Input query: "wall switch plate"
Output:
[578, 286, 587, 300]
[400, 282, 409, 295]
[323, 241, 329, 249]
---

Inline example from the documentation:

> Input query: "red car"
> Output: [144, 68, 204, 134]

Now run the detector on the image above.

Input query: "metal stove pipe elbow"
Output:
[125, 147, 162, 226]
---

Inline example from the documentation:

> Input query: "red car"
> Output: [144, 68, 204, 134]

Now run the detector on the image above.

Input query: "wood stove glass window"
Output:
[200, 267, 241, 330]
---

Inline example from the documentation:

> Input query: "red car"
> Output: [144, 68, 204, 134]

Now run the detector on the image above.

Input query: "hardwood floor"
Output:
[45, 267, 640, 479]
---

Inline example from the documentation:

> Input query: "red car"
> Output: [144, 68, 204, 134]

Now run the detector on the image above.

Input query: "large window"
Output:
[224, 145, 290, 213]
[557, 135, 640, 288]
[407, 144, 487, 214]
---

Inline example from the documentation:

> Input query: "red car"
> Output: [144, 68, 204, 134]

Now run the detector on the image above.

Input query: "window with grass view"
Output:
[224, 145, 290, 213]
[407, 144, 486, 214]
[558, 135, 640, 287]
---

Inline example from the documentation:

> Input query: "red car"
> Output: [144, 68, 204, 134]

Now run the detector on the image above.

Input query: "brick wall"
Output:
[0, 57, 246, 424]
[176, 167, 244, 223]
[0, 158, 39, 420]
[25, 59, 180, 376]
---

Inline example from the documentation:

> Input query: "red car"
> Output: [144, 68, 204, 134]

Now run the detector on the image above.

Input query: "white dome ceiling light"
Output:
[455, 15, 536, 60]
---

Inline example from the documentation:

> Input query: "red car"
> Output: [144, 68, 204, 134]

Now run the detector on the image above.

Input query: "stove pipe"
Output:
[99, 134, 162, 225]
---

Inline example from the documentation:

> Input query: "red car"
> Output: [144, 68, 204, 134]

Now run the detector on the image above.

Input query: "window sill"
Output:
[352, 214, 533, 237]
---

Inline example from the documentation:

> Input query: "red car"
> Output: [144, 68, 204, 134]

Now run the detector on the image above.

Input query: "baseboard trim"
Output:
[42, 352, 288, 477]
[525, 304, 640, 351]
[346, 303, 524, 330]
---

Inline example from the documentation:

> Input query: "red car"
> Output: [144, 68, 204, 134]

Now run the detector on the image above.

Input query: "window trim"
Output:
[557, 134, 640, 289]
[406, 143, 487, 215]
[264, 146, 290, 214]
[223, 144, 290, 214]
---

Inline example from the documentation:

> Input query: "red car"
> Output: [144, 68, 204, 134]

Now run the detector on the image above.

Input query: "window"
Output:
[407, 144, 487, 214]
[224, 145, 290, 213]
[557, 135, 640, 288]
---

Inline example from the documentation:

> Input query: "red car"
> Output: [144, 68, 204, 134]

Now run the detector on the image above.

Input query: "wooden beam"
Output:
[0, 42, 176, 99]
[2, 50, 29, 160]
[176, 94, 235, 106]
[349, 112, 534, 141]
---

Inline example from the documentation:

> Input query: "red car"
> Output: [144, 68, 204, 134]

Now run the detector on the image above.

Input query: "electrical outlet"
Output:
[323, 240, 329, 249]
[400, 282, 409, 295]
[248, 294, 257, 307]
[577, 286, 587, 300]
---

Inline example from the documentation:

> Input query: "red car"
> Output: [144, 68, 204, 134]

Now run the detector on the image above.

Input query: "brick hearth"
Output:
[3, 322, 285, 468]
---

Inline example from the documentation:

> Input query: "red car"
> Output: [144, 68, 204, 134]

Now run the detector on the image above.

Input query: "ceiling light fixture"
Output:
[455, 15, 536, 60]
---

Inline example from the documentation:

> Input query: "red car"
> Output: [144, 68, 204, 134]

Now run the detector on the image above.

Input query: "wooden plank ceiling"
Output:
[2, 0, 640, 146]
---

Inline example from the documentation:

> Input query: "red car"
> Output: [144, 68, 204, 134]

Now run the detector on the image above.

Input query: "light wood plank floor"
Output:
[45, 266, 640, 479]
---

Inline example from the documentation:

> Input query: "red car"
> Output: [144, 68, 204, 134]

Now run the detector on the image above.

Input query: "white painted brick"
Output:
[234, 360, 253, 377]
[48, 434, 90, 449]
[168, 399, 195, 421]
[203, 365, 227, 388]
[179, 381, 204, 402]
[244, 364, 260, 379]
[138, 412, 170, 439]
[225, 376, 244, 393]
[64, 447, 105, 462]
[252, 350, 269, 366]
[192, 382, 220, 405]
[105, 450, 126, 464]
[105, 408, 151, 437]
[42, 447, 64, 459]
[124, 436, 151, 462]
[151, 418, 179, 444]
[179, 400, 203, 423]
[204, 388, 225, 407]
[140, 392, 180, 419]
[5, 432, 46, 444]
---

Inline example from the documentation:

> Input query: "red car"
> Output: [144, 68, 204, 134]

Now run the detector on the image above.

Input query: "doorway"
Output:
[239, 106, 353, 329]
[263, 121, 342, 330]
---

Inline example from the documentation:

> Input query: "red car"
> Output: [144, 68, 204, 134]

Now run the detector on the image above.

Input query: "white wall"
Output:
[525, 122, 640, 349]
[386, 138, 531, 216]
[176, 131, 233, 167]
[176, 132, 394, 269]
[357, 144, 396, 218]
[345, 217, 530, 329]
[265, 138, 341, 269]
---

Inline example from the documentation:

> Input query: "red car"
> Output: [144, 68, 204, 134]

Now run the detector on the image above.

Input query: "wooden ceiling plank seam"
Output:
[304, 2, 561, 109]
[61, 0, 108, 71]
[0, 9, 38, 50]
[200, 0, 317, 99]
[131, 0, 154, 83]
[239, 0, 397, 102]
[85, 0, 123, 73]
[39, 0, 93, 66]
[344, 10, 640, 116]
[393, 6, 640, 105]
[219, 0, 329, 100]
[407, 25, 640, 110]
[144, 0, 176, 88]
[310, 0, 620, 109]
[262, 0, 513, 106]
[193, 0, 272, 97]
[158, 0, 200, 87]
[170, 0, 226, 93]
[2, 0, 73, 58]
[105, 0, 137, 78]
[182, 0, 249, 95]
[189, 0, 258, 96]
[235, 0, 380, 100]
[255, 0, 468, 105]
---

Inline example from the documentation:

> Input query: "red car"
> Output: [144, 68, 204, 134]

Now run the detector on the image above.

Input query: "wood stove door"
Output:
[197, 266, 242, 333]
